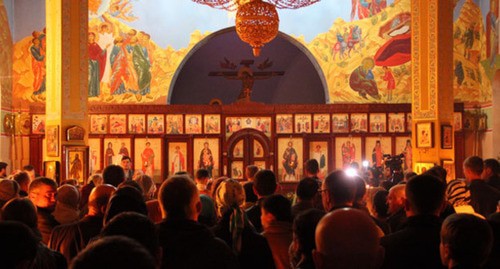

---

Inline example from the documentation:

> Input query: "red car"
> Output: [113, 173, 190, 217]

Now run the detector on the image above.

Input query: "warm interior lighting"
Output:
[193, 0, 320, 56]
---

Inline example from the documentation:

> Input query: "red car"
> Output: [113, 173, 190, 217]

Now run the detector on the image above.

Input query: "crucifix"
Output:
[209, 59, 284, 103]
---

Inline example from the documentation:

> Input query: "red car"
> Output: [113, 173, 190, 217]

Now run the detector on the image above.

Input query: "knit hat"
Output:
[0, 179, 19, 206]
[57, 184, 80, 209]
[446, 179, 471, 207]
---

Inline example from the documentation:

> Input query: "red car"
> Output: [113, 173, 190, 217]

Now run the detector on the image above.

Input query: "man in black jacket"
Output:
[28, 177, 59, 244]
[49, 184, 116, 264]
[380, 174, 446, 269]
[157, 175, 238, 269]
[464, 156, 500, 218]
[245, 169, 277, 233]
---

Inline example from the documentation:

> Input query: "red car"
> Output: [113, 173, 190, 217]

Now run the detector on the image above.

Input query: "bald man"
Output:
[386, 184, 406, 233]
[49, 184, 116, 264]
[313, 208, 384, 269]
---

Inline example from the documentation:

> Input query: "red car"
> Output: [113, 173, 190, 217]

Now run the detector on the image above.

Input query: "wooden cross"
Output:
[209, 59, 284, 103]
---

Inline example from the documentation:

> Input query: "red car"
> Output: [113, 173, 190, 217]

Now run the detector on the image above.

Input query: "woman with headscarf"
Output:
[211, 179, 275, 269]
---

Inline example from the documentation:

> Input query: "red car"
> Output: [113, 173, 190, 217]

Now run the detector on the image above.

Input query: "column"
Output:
[45, 0, 89, 182]
[411, 0, 455, 177]
[0, 0, 13, 173]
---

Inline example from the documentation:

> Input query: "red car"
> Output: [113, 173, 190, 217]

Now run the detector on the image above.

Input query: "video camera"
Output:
[383, 154, 404, 173]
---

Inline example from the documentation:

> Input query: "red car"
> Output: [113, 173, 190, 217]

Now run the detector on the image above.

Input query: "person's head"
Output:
[103, 165, 125, 187]
[158, 175, 200, 220]
[88, 184, 116, 217]
[405, 174, 446, 216]
[261, 194, 292, 229]
[445, 179, 471, 207]
[134, 174, 156, 200]
[107, 142, 112, 148]
[404, 171, 417, 182]
[321, 170, 356, 211]
[121, 156, 132, 171]
[195, 169, 209, 184]
[463, 156, 483, 181]
[291, 209, 325, 262]
[71, 236, 156, 269]
[373, 189, 389, 219]
[13, 171, 31, 193]
[482, 158, 499, 179]
[88, 173, 103, 186]
[424, 166, 447, 183]
[214, 179, 245, 218]
[88, 32, 96, 43]
[253, 169, 277, 198]
[305, 159, 320, 177]
[103, 186, 148, 225]
[245, 165, 259, 181]
[353, 176, 367, 203]
[387, 184, 406, 214]
[0, 179, 20, 207]
[243, 182, 257, 204]
[0, 221, 38, 268]
[145, 142, 151, 148]
[1, 198, 39, 234]
[313, 208, 384, 269]
[440, 214, 493, 268]
[23, 165, 36, 181]
[28, 177, 57, 209]
[0, 162, 7, 177]
[101, 212, 160, 264]
[296, 177, 319, 202]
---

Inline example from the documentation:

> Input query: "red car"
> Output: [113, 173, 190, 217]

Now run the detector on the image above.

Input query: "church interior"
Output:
[0, 0, 498, 186]
[0, 1, 500, 268]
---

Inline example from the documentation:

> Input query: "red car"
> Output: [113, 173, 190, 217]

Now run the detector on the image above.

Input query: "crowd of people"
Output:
[0, 155, 499, 269]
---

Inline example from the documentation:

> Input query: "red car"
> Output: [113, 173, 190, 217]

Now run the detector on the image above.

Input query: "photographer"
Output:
[381, 154, 405, 190]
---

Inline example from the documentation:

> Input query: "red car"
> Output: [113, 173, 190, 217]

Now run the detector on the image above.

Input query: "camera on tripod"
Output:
[383, 154, 405, 173]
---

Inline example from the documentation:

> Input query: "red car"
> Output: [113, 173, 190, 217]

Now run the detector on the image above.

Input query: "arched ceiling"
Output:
[169, 27, 327, 105]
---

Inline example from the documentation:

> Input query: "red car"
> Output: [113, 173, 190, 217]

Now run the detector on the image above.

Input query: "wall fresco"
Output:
[8, 0, 497, 106]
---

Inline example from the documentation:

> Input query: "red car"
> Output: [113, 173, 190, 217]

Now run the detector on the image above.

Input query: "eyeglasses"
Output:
[32, 192, 57, 199]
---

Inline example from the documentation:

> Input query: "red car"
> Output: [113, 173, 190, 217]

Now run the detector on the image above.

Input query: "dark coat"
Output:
[386, 207, 407, 233]
[48, 215, 103, 264]
[246, 199, 264, 233]
[212, 211, 275, 269]
[380, 215, 445, 269]
[37, 207, 59, 245]
[262, 221, 293, 269]
[469, 179, 500, 218]
[158, 218, 239, 269]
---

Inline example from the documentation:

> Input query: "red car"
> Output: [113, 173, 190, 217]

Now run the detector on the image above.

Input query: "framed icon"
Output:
[46, 125, 59, 157]
[416, 122, 434, 148]
[276, 114, 293, 134]
[295, 114, 311, 133]
[313, 114, 330, 133]
[109, 114, 126, 134]
[332, 113, 349, 133]
[369, 113, 387, 133]
[64, 146, 89, 184]
[128, 114, 146, 134]
[441, 124, 453, 149]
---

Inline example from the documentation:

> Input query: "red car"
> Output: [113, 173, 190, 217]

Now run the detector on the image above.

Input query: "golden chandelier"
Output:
[192, 0, 320, 56]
